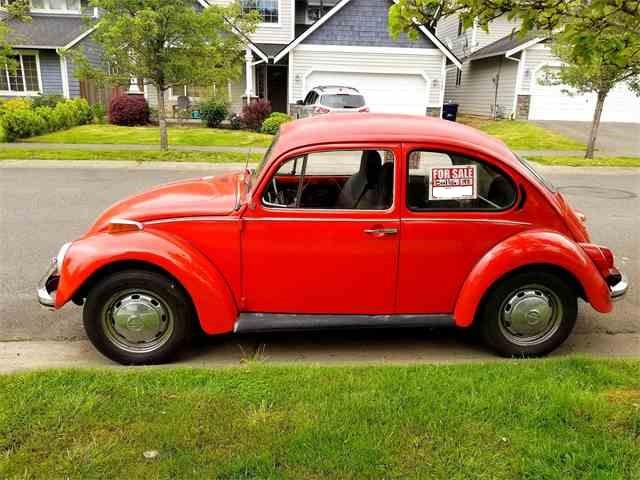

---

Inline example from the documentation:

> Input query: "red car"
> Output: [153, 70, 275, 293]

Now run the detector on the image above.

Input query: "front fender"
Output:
[454, 229, 611, 327]
[56, 230, 238, 335]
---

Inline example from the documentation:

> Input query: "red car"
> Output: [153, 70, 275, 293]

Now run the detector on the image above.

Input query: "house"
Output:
[145, 0, 462, 117]
[438, 14, 640, 123]
[0, 0, 105, 102]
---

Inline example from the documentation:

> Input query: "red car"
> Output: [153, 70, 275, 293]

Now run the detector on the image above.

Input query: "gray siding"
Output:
[444, 54, 518, 117]
[67, 35, 103, 98]
[39, 50, 64, 95]
[304, 0, 435, 48]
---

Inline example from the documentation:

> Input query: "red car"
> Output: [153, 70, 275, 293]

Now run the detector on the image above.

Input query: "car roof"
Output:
[274, 113, 518, 169]
[312, 85, 360, 95]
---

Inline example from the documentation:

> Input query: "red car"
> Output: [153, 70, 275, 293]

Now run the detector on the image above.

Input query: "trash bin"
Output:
[442, 102, 458, 122]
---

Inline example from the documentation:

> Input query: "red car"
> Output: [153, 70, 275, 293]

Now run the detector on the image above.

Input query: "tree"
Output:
[0, 0, 31, 72]
[75, 0, 258, 150]
[389, 0, 640, 158]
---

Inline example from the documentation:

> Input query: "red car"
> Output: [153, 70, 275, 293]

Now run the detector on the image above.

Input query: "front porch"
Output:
[242, 46, 289, 114]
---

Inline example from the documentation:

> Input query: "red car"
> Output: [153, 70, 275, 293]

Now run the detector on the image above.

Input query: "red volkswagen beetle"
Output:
[38, 114, 627, 364]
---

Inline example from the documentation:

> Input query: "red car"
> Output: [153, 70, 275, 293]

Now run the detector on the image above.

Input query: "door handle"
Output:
[364, 227, 398, 236]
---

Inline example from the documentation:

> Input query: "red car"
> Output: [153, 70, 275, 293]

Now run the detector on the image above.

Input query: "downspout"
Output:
[492, 56, 502, 119]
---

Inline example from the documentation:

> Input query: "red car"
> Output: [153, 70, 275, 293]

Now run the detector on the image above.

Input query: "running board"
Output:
[234, 313, 455, 333]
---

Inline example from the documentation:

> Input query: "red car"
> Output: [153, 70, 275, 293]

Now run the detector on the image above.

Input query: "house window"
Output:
[0, 54, 41, 95]
[30, 0, 81, 12]
[241, 0, 279, 23]
[455, 69, 462, 87]
[307, 5, 331, 22]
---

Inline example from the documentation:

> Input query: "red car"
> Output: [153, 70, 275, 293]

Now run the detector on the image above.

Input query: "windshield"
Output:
[515, 153, 556, 192]
[251, 132, 280, 187]
[320, 94, 365, 109]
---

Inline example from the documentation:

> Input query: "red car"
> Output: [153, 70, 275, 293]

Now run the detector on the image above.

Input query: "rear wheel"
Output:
[83, 270, 192, 365]
[480, 271, 577, 357]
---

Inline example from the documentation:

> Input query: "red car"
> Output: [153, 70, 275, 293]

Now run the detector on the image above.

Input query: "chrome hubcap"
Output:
[499, 285, 563, 346]
[102, 290, 174, 353]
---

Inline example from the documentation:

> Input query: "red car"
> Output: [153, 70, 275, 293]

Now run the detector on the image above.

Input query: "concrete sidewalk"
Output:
[9, 141, 639, 158]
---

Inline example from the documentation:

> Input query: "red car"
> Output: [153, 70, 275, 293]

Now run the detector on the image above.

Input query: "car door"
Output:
[397, 145, 528, 314]
[241, 145, 400, 314]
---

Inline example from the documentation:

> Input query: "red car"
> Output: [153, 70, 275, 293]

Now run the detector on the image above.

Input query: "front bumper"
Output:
[37, 258, 59, 309]
[609, 272, 628, 300]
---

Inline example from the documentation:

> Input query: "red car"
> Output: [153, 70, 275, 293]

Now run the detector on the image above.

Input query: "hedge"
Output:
[261, 112, 292, 134]
[0, 98, 93, 142]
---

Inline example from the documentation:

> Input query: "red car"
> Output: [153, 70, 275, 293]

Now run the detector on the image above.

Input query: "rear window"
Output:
[320, 94, 365, 109]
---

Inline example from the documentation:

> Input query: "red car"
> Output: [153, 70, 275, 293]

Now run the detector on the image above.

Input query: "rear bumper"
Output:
[37, 259, 59, 309]
[609, 272, 628, 300]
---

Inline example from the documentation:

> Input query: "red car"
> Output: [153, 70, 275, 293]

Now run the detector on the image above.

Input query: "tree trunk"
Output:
[157, 85, 169, 151]
[585, 90, 607, 159]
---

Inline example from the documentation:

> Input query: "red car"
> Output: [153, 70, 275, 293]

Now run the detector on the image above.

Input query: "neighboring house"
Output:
[0, 0, 103, 101]
[146, 0, 462, 117]
[438, 14, 640, 123]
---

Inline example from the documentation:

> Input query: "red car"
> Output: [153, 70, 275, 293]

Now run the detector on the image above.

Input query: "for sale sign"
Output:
[429, 165, 477, 200]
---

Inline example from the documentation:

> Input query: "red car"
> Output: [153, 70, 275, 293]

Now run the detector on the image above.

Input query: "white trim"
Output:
[273, 0, 353, 63]
[415, 23, 462, 69]
[61, 26, 97, 51]
[290, 0, 295, 42]
[528, 44, 551, 51]
[294, 44, 444, 55]
[58, 51, 70, 99]
[504, 37, 544, 58]
[439, 54, 446, 117]
[287, 48, 294, 106]
[196, 0, 209, 7]
[511, 48, 526, 115]
[246, 42, 269, 62]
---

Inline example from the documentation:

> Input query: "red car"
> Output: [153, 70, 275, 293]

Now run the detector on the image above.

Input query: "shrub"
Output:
[241, 98, 271, 131]
[261, 112, 292, 135]
[108, 94, 150, 126]
[0, 109, 48, 141]
[91, 103, 107, 123]
[32, 94, 65, 109]
[0, 98, 31, 116]
[200, 99, 229, 128]
[228, 113, 242, 130]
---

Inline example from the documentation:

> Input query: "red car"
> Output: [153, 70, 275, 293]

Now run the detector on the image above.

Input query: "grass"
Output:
[458, 115, 586, 151]
[0, 148, 263, 163]
[0, 358, 639, 479]
[22, 124, 273, 148]
[528, 156, 640, 168]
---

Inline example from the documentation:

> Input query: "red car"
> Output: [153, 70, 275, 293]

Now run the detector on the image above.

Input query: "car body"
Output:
[38, 114, 628, 364]
[297, 85, 369, 117]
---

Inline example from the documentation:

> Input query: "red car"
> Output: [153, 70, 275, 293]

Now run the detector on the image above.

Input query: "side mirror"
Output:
[296, 100, 304, 105]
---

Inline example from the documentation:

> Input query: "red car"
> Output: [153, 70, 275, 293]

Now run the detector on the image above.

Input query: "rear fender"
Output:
[56, 230, 237, 335]
[454, 230, 611, 327]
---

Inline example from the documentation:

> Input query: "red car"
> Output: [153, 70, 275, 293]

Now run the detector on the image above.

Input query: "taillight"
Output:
[580, 243, 615, 277]
[107, 218, 144, 234]
[358, 107, 370, 112]
[313, 106, 330, 114]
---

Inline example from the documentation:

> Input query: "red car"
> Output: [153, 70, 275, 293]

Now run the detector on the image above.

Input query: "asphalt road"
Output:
[0, 163, 638, 362]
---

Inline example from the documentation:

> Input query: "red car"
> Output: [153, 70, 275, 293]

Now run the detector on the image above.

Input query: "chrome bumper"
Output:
[37, 259, 59, 309]
[610, 272, 628, 300]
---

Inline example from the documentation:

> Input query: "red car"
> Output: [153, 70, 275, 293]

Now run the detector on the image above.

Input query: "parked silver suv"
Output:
[296, 85, 369, 117]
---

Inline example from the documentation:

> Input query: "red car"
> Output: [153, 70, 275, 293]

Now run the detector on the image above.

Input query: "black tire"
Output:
[83, 269, 193, 365]
[480, 271, 577, 357]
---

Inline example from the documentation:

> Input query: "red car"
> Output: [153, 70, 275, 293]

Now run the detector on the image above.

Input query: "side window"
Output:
[407, 150, 516, 210]
[303, 92, 314, 105]
[262, 149, 394, 210]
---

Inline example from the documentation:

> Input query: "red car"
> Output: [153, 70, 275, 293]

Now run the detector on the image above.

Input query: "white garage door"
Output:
[529, 66, 640, 123]
[305, 71, 429, 115]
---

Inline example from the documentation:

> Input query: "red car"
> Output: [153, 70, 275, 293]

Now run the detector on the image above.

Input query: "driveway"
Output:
[535, 121, 640, 156]
[0, 163, 638, 368]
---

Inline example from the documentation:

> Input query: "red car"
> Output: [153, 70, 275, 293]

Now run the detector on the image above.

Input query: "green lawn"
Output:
[528, 156, 640, 167]
[0, 148, 263, 163]
[458, 116, 586, 151]
[1, 358, 638, 479]
[22, 124, 273, 148]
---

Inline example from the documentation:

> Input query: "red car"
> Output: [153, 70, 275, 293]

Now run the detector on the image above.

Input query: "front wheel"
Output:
[83, 270, 193, 365]
[480, 271, 577, 357]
